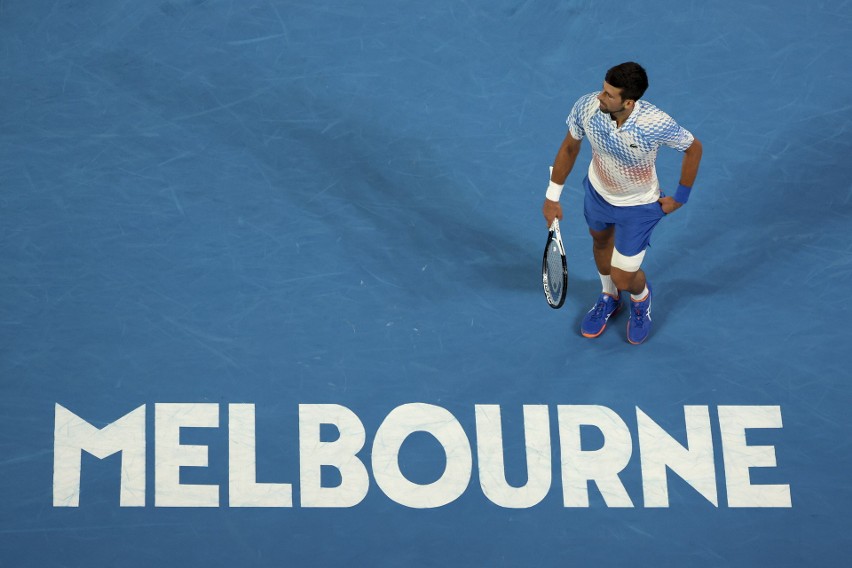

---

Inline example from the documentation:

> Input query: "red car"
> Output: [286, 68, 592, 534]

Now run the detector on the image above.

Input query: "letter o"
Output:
[372, 403, 472, 508]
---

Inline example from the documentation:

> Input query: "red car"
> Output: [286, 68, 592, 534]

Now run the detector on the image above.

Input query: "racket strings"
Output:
[546, 243, 564, 295]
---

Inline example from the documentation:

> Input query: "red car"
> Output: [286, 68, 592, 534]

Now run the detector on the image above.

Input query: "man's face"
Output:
[597, 81, 630, 115]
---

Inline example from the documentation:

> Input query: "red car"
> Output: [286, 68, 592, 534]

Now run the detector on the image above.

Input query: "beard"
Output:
[600, 103, 625, 115]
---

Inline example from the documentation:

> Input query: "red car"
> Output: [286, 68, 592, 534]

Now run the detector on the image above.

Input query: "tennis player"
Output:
[542, 62, 703, 344]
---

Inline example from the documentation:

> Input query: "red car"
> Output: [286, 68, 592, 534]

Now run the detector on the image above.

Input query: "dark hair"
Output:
[605, 62, 648, 102]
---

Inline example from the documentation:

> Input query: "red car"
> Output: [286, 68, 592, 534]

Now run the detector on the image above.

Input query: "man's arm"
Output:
[678, 137, 703, 187]
[659, 137, 703, 214]
[542, 132, 583, 226]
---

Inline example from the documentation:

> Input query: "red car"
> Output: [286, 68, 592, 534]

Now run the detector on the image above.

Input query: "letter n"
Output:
[53, 404, 146, 507]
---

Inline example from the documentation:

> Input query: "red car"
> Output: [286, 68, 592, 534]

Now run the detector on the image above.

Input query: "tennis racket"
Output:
[542, 218, 568, 308]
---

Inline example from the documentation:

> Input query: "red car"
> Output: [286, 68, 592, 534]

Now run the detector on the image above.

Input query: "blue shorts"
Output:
[582, 176, 666, 257]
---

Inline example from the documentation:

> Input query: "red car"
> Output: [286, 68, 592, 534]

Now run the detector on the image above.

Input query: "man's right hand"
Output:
[543, 199, 563, 227]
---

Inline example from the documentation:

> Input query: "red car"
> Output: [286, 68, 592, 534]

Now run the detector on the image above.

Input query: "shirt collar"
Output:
[620, 100, 644, 130]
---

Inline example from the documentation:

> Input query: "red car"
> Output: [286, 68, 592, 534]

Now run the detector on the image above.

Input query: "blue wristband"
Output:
[674, 184, 692, 204]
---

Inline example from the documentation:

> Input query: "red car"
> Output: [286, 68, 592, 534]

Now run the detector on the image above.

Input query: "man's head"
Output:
[597, 62, 648, 116]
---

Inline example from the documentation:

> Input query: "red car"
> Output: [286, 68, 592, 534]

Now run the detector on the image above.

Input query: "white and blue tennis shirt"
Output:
[567, 92, 695, 206]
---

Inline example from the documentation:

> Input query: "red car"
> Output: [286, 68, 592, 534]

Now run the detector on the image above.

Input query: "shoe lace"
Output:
[589, 297, 609, 321]
[631, 305, 646, 328]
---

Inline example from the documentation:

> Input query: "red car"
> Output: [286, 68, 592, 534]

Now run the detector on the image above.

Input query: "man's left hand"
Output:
[658, 196, 683, 215]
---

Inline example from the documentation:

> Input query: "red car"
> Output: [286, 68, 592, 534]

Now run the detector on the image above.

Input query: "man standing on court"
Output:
[542, 62, 703, 344]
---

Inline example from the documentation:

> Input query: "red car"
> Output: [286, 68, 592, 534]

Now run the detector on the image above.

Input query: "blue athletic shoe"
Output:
[627, 283, 653, 345]
[581, 293, 621, 338]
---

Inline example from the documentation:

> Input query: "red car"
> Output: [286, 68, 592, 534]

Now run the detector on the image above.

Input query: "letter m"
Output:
[53, 404, 146, 507]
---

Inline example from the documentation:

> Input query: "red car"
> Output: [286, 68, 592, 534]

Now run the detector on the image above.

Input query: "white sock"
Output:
[600, 273, 618, 297]
[631, 285, 649, 302]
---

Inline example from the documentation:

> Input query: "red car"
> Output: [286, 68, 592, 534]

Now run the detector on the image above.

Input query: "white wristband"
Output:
[545, 180, 564, 202]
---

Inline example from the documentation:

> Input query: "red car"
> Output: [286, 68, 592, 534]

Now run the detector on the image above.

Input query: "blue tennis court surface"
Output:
[2, 1, 851, 566]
